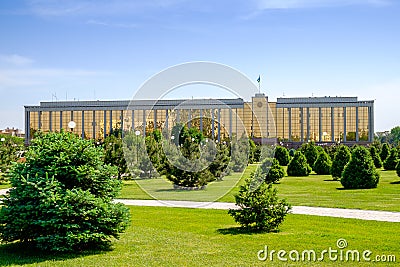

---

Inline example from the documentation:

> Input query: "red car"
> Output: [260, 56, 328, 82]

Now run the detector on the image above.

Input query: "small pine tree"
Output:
[370, 146, 383, 169]
[380, 143, 390, 162]
[331, 145, 351, 180]
[301, 142, 319, 168]
[274, 146, 290, 166]
[287, 151, 312, 176]
[341, 146, 380, 189]
[103, 134, 127, 179]
[383, 148, 398, 170]
[260, 158, 285, 184]
[313, 150, 332, 175]
[209, 143, 231, 180]
[0, 131, 130, 252]
[228, 172, 291, 231]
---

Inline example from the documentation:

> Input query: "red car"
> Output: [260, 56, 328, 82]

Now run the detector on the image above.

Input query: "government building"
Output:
[24, 94, 374, 145]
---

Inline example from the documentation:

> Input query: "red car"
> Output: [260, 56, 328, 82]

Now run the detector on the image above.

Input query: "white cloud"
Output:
[255, 0, 391, 9]
[0, 54, 34, 67]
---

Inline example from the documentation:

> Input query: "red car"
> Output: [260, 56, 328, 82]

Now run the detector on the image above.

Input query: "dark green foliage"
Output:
[103, 134, 127, 178]
[260, 158, 285, 184]
[165, 126, 215, 187]
[228, 172, 291, 231]
[341, 146, 380, 189]
[331, 145, 351, 180]
[0, 131, 130, 252]
[230, 135, 249, 172]
[0, 134, 24, 180]
[380, 143, 390, 162]
[140, 136, 161, 178]
[289, 148, 296, 157]
[274, 146, 290, 166]
[383, 148, 398, 170]
[301, 142, 319, 168]
[324, 145, 338, 162]
[287, 151, 312, 176]
[313, 150, 332, 175]
[396, 160, 400, 177]
[369, 146, 383, 169]
[208, 143, 231, 180]
[248, 139, 257, 164]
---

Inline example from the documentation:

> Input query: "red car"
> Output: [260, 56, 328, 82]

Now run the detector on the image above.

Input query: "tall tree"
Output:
[331, 145, 351, 180]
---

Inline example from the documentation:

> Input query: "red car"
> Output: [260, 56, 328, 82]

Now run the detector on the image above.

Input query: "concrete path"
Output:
[2, 189, 400, 223]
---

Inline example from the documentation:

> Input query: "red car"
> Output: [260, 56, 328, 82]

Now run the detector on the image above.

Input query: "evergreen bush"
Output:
[380, 143, 390, 162]
[341, 146, 380, 189]
[369, 146, 383, 169]
[228, 172, 291, 231]
[331, 145, 351, 180]
[274, 146, 290, 166]
[383, 148, 398, 170]
[260, 158, 285, 184]
[313, 150, 332, 175]
[287, 151, 312, 176]
[0, 131, 130, 252]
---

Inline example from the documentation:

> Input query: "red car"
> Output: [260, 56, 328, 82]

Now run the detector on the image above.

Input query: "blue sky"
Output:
[0, 0, 399, 131]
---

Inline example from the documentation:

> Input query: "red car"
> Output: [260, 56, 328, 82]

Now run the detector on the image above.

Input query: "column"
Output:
[343, 107, 347, 142]
[25, 110, 30, 144]
[368, 105, 374, 142]
[153, 109, 157, 130]
[142, 110, 146, 136]
[165, 110, 168, 131]
[120, 110, 124, 138]
[81, 111, 85, 139]
[49, 111, 52, 132]
[38, 111, 42, 130]
[288, 108, 292, 141]
[300, 108, 304, 142]
[319, 107, 322, 142]
[355, 106, 359, 142]
[103, 110, 107, 138]
[132, 110, 135, 130]
[109, 110, 113, 134]
[331, 107, 335, 142]
[217, 108, 221, 142]
[92, 110, 96, 139]
[229, 109, 232, 138]
[211, 109, 215, 139]
[60, 111, 63, 131]
[306, 107, 310, 141]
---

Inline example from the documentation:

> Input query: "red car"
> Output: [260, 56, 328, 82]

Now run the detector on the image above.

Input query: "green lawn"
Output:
[0, 206, 398, 266]
[119, 167, 400, 212]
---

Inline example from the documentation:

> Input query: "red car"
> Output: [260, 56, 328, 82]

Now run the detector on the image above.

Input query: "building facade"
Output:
[24, 94, 374, 145]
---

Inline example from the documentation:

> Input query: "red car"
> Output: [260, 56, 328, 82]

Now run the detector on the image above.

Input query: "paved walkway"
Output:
[2, 189, 400, 223]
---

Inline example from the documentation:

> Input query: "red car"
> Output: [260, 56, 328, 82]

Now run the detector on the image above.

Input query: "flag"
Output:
[257, 75, 260, 83]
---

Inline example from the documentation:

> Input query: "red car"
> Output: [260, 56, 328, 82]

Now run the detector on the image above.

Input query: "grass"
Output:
[0, 206, 398, 266]
[119, 167, 400, 212]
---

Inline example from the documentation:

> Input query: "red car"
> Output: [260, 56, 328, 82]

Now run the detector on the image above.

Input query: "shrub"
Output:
[380, 143, 390, 162]
[369, 146, 383, 169]
[103, 134, 127, 178]
[396, 160, 400, 177]
[274, 146, 290, 166]
[383, 148, 398, 170]
[313, 150, 332, 175]
[228, 172, 291, 231]
[0, 131, 130, 252]
[331, 145, 351, 180]
[341, 146, 380, 189]
[260, 158, 285, 184]
[287, 151, 312, 176]
[301, 142, 318, 168]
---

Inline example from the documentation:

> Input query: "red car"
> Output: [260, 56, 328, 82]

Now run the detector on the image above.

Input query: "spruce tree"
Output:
[341, 146, 380, 189]
[0, 131, 130, 252]
[301, 142, 319, 168]
[313, 150, 332, 175]
[260, 158, 285, 184]
[287, 151, 312, 176]
[274, 146, 290, 166]
[331, 145, 351, 180]
[380, 143, 390, 162]
[370, 146, 383, 169]
[383, 148, 398, 170]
